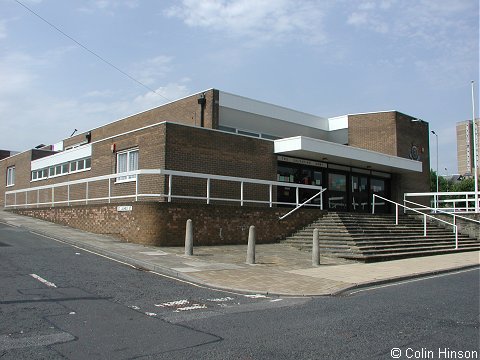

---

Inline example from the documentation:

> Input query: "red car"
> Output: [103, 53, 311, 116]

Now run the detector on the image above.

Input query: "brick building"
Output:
[456, 119, 480, 177]
[1, 88, 430, 214]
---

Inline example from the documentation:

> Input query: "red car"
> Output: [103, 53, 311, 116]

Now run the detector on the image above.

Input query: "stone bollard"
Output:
[312, 228, 320, 266]
[185, 219, 193, 256]
[246, 225, 256, 264]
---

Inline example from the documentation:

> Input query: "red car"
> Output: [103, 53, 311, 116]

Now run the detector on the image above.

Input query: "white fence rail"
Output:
[404, 191, 479, 213]
[4, 168, 324, 210]
[373, 194, 458, 249]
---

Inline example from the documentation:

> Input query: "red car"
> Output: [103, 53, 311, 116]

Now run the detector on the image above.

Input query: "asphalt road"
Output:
[0, 222, 479, 359]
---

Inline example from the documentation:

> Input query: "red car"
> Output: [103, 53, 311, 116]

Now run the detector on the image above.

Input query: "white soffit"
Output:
[31, 144, 92, 171]
[274, 137, 422, 173]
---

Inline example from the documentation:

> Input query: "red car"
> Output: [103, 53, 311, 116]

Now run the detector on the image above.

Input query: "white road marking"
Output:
[244, 294, 268, 299]
[175, 304, 207, 312]
[145, 312, 157, 317]
[29, 274, 57, 288]
[207, 297, 235, 302]
[155, 299, 189, 307]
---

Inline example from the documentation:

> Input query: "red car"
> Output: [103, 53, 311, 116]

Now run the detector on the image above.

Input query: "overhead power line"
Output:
[14, 0, 171, 102]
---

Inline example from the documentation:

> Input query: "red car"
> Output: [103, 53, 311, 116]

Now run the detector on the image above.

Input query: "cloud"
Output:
[131, 55, 173, 86]
[165, 0, 328, 45]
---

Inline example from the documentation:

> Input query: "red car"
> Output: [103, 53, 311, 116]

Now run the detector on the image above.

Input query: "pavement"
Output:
[0, 209, 478, 296]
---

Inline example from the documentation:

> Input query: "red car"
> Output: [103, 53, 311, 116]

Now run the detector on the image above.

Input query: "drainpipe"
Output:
[197, 93, 206, 127]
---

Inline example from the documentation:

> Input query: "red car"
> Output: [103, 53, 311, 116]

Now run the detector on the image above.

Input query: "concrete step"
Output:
[282, 211, 480, 262]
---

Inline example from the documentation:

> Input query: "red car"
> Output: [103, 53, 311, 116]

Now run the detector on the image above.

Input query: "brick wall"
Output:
[348, 112, 398, 155]
[10, 202, 324, 246]
[348, 111, 430, 204]
[164, 122, 277, 204]
[63, 89, 219, 148]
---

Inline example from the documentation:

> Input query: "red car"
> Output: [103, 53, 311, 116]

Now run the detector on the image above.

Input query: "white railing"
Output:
[404, 191, 479, 213]
[279, 188, 326, 220]
[404, 199, 480, 228]
[4, 168, 324, 210]
[372, 194, 458, 249]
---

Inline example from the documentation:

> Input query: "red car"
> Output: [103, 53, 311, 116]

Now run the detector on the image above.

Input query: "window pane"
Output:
[7, 167, 15, 185]
[55, 165, 62, 175]
[85, 158, 91, 169]
[117, 153, 127, 173]
[77, 160, 85, 170]
[62, 164, 69, 173]
[70, 162, 77, 172]
[49, 167, 55, 177]
[32, 171, 37, 180]
[128, 151, 138, 171]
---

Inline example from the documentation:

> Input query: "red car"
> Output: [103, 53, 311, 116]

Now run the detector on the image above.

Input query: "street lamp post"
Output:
[471, 81, 479, 213]
[431, 130, 439, 211]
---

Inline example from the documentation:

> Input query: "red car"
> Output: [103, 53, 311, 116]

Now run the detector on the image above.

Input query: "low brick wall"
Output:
[436, 213, 480, 240]
[10, 202, 324, 246]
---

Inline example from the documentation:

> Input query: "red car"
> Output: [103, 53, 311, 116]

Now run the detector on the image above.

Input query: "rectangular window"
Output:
[70, 162, 77, 172]
[85, 158, 91, 169]
[77, 160, 85, 171]
[49, 167, 55, 177]
[6, 166, 15, 186]
[116, 149, 138, 181]
[62, 163, 69, 174]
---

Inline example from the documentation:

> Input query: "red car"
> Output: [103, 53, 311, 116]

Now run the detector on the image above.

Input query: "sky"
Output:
[0, 0, 478, 175]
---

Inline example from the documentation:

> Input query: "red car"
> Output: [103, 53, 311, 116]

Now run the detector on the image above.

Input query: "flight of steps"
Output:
[282, 212, 480, 262]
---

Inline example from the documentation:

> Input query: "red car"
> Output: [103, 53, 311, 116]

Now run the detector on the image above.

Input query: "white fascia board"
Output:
[31, 144, 92, 171]
[274, 136, 422, 173]
[219, 91, 329, 130]
[327, 115, 348, 131]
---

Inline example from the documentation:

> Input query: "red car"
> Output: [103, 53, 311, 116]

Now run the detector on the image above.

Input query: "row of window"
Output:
[6, 148, 140, 188]
[31, 158, 92, 181]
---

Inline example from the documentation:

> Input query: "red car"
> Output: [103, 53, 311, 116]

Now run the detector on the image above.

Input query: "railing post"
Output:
[454, 225, 458, 249]
[108, 179, 111, 204]
[296, 187, 299, 206]
[423, 213, 427, 237]
[168, 175, 172, 202]
[240, 181, 244, 206]
[320, 190, 323, 210]
[206, 178, 210, 205]
[25, 191, 28, 207]
[37, 189, 39, 208]
[67, 184, 70, 206]
[395, 204, 399, 225]
[86, 182, 89, 205]
[51, 188, 54, 207]
[269, 184, 273, 208]
[372, 195, 375, 214]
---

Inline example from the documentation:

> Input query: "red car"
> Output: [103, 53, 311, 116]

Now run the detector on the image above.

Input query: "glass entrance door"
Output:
[351, 175, 369, 212]
[371, 177, 389, 213]
[327, 173, 347, 210]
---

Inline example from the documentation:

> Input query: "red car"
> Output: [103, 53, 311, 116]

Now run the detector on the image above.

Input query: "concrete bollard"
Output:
[185, 219, 193, 256]
[246, 225, 256, 264]
[312, 228, 320, 266]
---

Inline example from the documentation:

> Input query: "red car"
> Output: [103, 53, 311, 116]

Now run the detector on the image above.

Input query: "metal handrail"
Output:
[279, 188, 326, 220]
[404, 199, 480, 226]
[372, 194, 458, 249]
[404, 191, 479, 214]
[4, 168, 324, 210]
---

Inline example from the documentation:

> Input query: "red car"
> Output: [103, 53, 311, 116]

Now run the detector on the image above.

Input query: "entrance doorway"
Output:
[351, 175, 369, 212]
